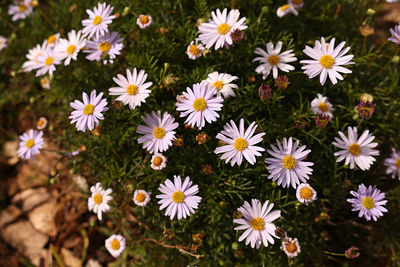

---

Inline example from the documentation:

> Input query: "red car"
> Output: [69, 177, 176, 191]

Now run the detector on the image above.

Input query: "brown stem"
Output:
[134, 238, 204, 259]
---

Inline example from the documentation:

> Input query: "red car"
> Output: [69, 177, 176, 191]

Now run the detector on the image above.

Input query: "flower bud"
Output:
[258, 84, 272, 100]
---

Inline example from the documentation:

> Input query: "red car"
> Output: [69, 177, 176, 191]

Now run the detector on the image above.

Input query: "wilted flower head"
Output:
[201, 164, 213, 175]
[296, 118, 307, 129]
[345, 246, 360, 259]
[358, 100, 376, 118]
[258, 84, 272, 100]
[196, 132, 208, 144]
[231, 29, 244, 43]
[315, 113, 331, 128]
[275, 75, 290, 90]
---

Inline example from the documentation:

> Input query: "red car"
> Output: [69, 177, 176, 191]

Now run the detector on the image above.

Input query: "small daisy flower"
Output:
[8, 0, 33, 21]
[36, 117, 48, 130]
[198, 8, 247, 50]
[69, 90, 108, 132]
[82, 2, 115, 39]
[35, 48, 61, 77]
[40, 76, 51, 89]
[332, 126, 379, 170]
[156, 175, 202, 220]
[133, 190, 151, 207]
[54, 30, 86, 65]
[150, 154, 167, 170]
[205, 71, 239, 98]
[186, 39, 205, 60]
[276, 4, 298, 17]
[253, 41, 297, 79]
[0, 36, 8, 51]
[265, 137, 314, 189]
[214, 118, 265, 166]
[105, 234, 126, 258]
[300, 37, 354, 85]
[281, 237, 301, 258]
[137, 14, 153, 29]
[136, 111, 179, 154]
[311, 93, 334, 118]
[347, 184, 388, 221]
[233, 199, 281, 249]
[45, 33, 60, 47]
[22, 41, 48, 72]
[84, 31, 124, 64]
[288, 0, 304, 8]
[108, 68, 153, 110]
[17, 129, 44, 160]
[296, 183, 317, 205]
[88, 183, 113, 220]
[384, 148, 400, 179]
[176, 81, 223, 129]
[388, 24, 400, 44]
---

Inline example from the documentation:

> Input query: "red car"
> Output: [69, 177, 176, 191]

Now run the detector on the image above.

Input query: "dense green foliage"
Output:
[1, 0, 400, 266]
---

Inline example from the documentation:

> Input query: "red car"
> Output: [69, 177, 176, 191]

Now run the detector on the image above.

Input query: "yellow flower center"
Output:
[126, 85, 138, 95]
[188, 45, 200, 55]
[111, 239, 120, 250]
[18, 4, 27, 12]
[93, 16, 102, 25]
[233, 138, 248, 151]
[268, 55, 280, 65]
[362, 196, 374, 209]
[25, 139, 34, 148]
[172, 191, 185, 203]
[44, 57, 54, 66]
[217, 23, 231, 35]
[348, 144, 361, 156]
[153, 127, 166, 139]
[318, 102, 329, 112]
[135, 193, 146, 203]
[193, 98, 207, 111]
[83, 104, 95, 115]
[212, 81, 224, 91]
[93, 193, 103, 204]
[285, 242, 297, 253]
[98, 41, 111, 53]
[153, 156, 163, 167]
[140, 15, 150, 25]
[250, 217, 265, 231]
[280, 4, 291, 11]
[37, 120, 45, 127]
[396, 158, 400, 169]
[319, 55, 334, 69]
[291, 0, 303, 5]
[47, 35, 57, 44]
[67, 44, 76, 55]
[40, 78, 48, 85]
[282, 155, 296, 169]
[299, 187, 313, 200]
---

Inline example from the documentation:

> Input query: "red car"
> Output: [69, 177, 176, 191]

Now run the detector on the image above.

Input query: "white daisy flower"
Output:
[288, 0, 304, 9]
[332, 126, 379, 171]
[88, 183, 113, 220]
[347, 184, 388, 221]
[233, 199, 281, 249]
[84, 31, 124, 64]
[22, 41, 48, 72]
[296, 183, 317, 205]
[214, 118, 265, 166]
[82, 2, 115, 39]
[136, 111, 179, 154]
[276, 4, 298, 17]
[8, 0, 33, 21]
[156, 175, 202, 220]
[186, 39, 205, 60]
[54, 30, 86, 65]
[35, 47, 61, 77]
[253, 41, 297, 79]
[310, 93, 334, 118]
[137, 14, 153, 29]
[205, 71, 239, 98]
[17, 129, 44, 160]
[36, 117, 48, 130]
[108, 68, 153, 110]
[176, 81, 223, 129]
[133, 190, 151, 207]
[105, 234, 126, 258]
[281, 237, 301, 258]
[300, 37, 354, 85]
[40, 76, 51, 89]
[388, 24, 400, 44]
[45, 33, 60, 47]
[265, 137, 314, 189]
[198, 8, 247, 50]
[384, 148, 400, 180]
[0, 36, 8, 51]
[69, 90, 108, 132]
[150, 154, 167, 170]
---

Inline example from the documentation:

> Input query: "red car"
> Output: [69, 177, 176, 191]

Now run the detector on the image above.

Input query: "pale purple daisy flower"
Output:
[281, 237, 301, 258]
[276, 4, 298, 18]
[214, 118, 265, 166]
[347, 184, 388, 221]
[54, 30, 87, 66]
[35, 47, 62, 77]
[133, 190, 151, 207]
[82, 2, 115, 39]
[8, 0, 33, 21]
[296, 183, 317, 205]
[205, 71, 239, 98]
[186, 39, 204, 60]
[233, 199, 281, 249]
[388, 24, 400, 44]
[136, 111, 179, 154]
[0, 36, 8, 51]
[17, 129, 44, 160]
[105, 234, 126, 258]
[88, 183, 113, 220]
[311, 93, 334, 118]
[69, 90, 108, 132]
[265, 137, 314, 189]
[22, 41, 48, 72]
[156, 175, 202, 220]
[84, 31, 124, 64]
[176, 81, 224, 129]
[300, 37, 354, 85]
[384, 148, 400, 180]
[332, 126, 379, 171]
[136, 14, 153, 29]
